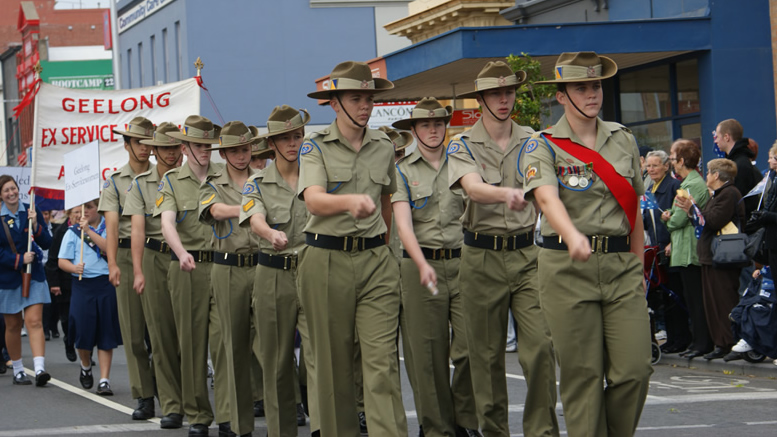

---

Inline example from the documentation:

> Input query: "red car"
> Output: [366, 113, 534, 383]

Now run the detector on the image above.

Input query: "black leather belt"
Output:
[305, 233, 385, 252]
[117, 238, 131, 249]
[144, 237, 170, 254]
[463, 230, 533, 251]
[214, 251, 259, 267]
[171, 250, 213, 263]
[403, 247, 461, 260]
[258, 252, 297, 270]
[543, 235, 631, 254]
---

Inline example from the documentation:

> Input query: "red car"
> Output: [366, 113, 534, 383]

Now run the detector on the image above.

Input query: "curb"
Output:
[657, 352, 777, 378]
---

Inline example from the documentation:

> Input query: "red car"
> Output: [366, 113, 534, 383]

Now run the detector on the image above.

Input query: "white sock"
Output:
[33, 356, 45, 374]
[81, 362, 92, 371]
[12, 359, 24, 375]
[99, 378, 109, 384]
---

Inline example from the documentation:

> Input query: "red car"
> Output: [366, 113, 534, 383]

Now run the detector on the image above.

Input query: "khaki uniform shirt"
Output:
[123, 164, 164, 240]
[298, 121, 397, 237]
[153, 162, 221, 251]
[199, 167, 260, 254]
[520, 115, 644, 237]
[392, 150, 464, 249]
[238, 162, 308, 256]
[99, 163, 142, 239]
[447, 119, 536, 235]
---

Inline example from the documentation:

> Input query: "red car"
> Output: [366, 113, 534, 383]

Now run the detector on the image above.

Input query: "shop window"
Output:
[677, 59, 700, 115]
[630, 121, 673, 152]
[619, 65, 671, 124]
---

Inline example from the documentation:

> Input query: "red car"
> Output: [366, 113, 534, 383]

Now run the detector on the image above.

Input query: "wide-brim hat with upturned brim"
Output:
[307, 61, 394, 100]
[534, 51, 618, 84]
[392, 97, 452, 131]
[140, 122, 182, 147]
[251, 139, 273, 158]
[456, 61, 528, 99]
[378, 126, 414, 152]
[112, 116, 155, 139]
[167, 115, 222, 144]
[204, 121, 262, 151]
[258, 106, 311, 139]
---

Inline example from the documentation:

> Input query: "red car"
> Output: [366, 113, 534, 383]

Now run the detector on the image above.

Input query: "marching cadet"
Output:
[250, 139, 274, 171]
[99, 117, 156, 420]
[199, 120, 262, 437]
[522, 51, 653, 437]
[156, 115, 231, 436]
[123, 122, 184, 428]
[239, 105, 310, 437]
[299, 60, 408, 436]
[447, 61, 559, 437]
[391, 98, 479, 437]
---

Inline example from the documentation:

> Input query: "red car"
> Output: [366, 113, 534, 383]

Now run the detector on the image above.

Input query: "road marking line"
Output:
[0, 423, 163, 436]
[23, 368, 161, 424]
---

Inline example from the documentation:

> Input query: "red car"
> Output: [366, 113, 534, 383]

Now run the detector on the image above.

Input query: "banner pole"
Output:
[79, 204, 85, 281]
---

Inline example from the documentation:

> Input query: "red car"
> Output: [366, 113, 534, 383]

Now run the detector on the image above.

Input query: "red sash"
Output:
[543, 133, 638, 232]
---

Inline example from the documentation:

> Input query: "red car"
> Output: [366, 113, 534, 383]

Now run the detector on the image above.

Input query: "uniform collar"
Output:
[211, 166, 256, 186]
[546, 115, 616, 150]
[468, 119, 530, 155]
[1, 201, 25, 217]
[321, 120, 383, 149]
[178, 161, 220, 181]
[136, 164, 160, 182]
[117, 162, 142, 178]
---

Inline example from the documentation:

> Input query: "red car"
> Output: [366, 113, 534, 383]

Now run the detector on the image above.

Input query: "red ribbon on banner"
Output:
[12, 78, 42, 118]
[195, 75, 207, 90]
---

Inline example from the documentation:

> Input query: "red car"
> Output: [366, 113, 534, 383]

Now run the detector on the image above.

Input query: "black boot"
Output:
[132, 397, 155, 420]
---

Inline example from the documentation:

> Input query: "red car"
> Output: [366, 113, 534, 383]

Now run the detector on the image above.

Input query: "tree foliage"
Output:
[506, 53, 556, 131]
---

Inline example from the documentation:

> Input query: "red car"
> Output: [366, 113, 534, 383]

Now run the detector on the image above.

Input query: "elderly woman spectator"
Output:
[676, 158, 744, 360]
[662, 141, 712, 358]
[642, 150, 684, 354]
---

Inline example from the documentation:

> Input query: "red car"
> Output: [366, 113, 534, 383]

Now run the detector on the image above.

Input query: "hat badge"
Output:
[145, 128, 151, 136]
[498, 76, 507, 86]
[285, 119, 293, 128]
[203, 131, 210, 139]
[360, 80, 369, 89]
[239, 135, 247, 143]
[587, 66, 596, 78]
[428, 110, 435, 117]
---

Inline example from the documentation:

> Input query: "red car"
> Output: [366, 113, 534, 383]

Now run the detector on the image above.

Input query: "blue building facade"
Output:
[116, 0, 380, 126]
[380, 0, 776, 166]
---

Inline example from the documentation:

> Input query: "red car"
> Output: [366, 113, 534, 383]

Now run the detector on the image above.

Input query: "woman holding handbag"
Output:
[0, 174, 53, 386]
[748, 142, 777, 269]
[676, 158, 745, 360]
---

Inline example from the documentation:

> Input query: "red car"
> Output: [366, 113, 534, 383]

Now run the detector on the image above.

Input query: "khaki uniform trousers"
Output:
[212, 263, 255, 435]
[297, 298, 318, 431]
[400, 256, 477, 436]
[538, 249, 653, 437]
[139, 249, 182, 416]
[169, 260, 228, 425]
[297, 244, 407, 437]
[250, 322, 264, 404]
[116, 247, 155, 399]
[253, 264, 303, 437]
[458, 245, 559, 437]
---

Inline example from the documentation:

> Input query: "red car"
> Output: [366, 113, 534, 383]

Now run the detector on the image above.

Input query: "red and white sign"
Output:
[31, 78, 200, 190]
[450, 108, 482, 127]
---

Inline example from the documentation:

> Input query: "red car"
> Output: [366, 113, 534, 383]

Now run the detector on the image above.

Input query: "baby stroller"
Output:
[644, 245, 666, 365]
[728, 267, 777, 363]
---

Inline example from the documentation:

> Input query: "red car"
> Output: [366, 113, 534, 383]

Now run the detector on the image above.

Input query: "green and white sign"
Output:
[40, 60, 114, 90]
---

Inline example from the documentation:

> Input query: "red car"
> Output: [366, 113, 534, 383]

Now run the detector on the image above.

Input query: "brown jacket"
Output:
[697, 182, 746, 266]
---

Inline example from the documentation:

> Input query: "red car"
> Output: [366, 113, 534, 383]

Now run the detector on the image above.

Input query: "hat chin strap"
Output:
[336, 94, 368, 129]
[563, 88, 597, 120]
[186, 143, 204, 167]
[225, 154, 250, 172]
[270, 139, 297, 164]
[412, 126, 445, 150]
[128, 140, 146, 164]
[480, 93, 511, 122]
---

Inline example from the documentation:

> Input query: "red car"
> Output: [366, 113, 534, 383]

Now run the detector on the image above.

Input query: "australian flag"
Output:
[641, 192, 661, 211]
[689, 203, 706, 238]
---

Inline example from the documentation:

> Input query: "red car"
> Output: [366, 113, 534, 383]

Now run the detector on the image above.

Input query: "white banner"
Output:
[0, 167, 32, 204]
[63, 141, 101, 210]
[32, 78, 200, 190]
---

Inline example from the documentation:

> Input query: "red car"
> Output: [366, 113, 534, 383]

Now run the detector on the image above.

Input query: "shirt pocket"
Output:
[408, 184, 435, 223]
[482, 167, 503, 186]
[325, 166, 352, 193]
[369, 167, 391, 187]
[177, 197, 198, 222]
[265, 205, 291, 229]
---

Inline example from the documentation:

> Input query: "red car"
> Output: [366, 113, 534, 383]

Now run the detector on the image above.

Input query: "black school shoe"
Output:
[79, 367, 93, 389]
[13, 371, 31, 385]
[35, 370, 51, 387]
[96, 381, 113, 396]
[0, 360, 6, 374]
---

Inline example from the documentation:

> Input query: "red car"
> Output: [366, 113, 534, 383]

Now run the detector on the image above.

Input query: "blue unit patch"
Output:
[103, 180, 111, 189]
[157, 181, 165, 192]
[525, 139, 538, 153]
[447, 143, 460, 155]
[242, 183, 255, 195]
[300, 144, 313, 155]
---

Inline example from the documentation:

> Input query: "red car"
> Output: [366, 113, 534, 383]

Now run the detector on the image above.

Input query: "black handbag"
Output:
[711, 231, 751, 269]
